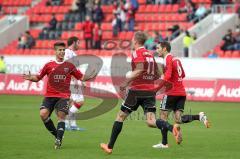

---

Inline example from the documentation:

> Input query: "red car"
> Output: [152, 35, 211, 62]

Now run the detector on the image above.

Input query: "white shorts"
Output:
[70, 79, 84, 102]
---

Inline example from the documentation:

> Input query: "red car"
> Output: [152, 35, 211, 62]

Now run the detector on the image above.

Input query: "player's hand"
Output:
[22, 71, 32, 81]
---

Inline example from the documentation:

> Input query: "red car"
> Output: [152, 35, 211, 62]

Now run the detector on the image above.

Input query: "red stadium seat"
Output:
[74, 23, 83, 30]
[224, 51, 232, 58]
[217, 50, 225, 57]
[232, 51, 240, 58]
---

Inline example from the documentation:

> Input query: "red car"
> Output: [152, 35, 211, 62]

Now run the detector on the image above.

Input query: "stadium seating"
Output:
[0, 0, 212, 56]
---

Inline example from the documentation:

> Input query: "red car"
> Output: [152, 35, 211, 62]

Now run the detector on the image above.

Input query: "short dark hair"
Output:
[134, 31, 148, 45]
[159, 41, 171, 52]
[54, 42, 66, 49]
[67, 36, 79, 46]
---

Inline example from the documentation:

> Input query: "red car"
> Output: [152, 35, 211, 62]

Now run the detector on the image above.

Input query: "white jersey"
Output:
[65, 48, 77, 60]
[65, 48, 84, 102]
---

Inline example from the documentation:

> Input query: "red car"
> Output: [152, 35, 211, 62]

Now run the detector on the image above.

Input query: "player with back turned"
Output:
[23, 42, 96, 149]
[100, 31, 182, 154]
[152, 41, 210, 149]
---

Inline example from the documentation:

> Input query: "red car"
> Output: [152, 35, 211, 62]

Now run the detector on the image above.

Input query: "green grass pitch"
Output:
[0, 95, 240, 159]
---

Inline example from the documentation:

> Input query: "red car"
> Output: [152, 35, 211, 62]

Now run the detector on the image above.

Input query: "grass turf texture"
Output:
[0, 95, 239, 159]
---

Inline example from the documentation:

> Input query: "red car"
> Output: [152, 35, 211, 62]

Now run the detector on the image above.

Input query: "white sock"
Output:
[69, 105, 79, 127]
[69, 105, 79, 113]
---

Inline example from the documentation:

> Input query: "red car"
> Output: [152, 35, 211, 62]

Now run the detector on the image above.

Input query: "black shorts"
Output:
[40, 97, 70, 115]
[121, 89, 156, 114]
[160, 95, 186, 112]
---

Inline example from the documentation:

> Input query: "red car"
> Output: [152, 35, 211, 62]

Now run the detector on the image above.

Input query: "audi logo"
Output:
[53, 75, 66, 80]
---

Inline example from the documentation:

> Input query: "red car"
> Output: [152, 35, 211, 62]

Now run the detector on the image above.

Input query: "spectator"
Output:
[235, 25, 240, 42]
[48, 14, 58, 30]
[77, 0, 87, 21]
[46, 0, 63, 6]
[221, 29, 236, 51]
[0, 56, 6, 74]
[25, 31, 36, 49]
[195, 3, 207, 20]
[120, 0, 127, 31]
[183, 31, 194, 57]
[113, 1, 123, 32]
[70, 0, 79, 12]
[145, 31, 164, 50]
[153, 31, 164, 43]
[0, 3, 2, 15]
[179, 0, 196, 21]
[83, 16, 94, 49]
[112, 14, 120, 37]
[168, 24, 181, 40]
[125, 0, 136, 31]
[144, 32, 155, 50]
[93, 24, 102, 49]
[92, 3, 104, 25]
[18, 33, 27, 49]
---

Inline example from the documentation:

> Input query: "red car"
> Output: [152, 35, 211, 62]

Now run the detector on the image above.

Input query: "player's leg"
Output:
[100, 90, 137, 154]
[66, 86, 85, 130]
[175, 96, 210, 128]
[54, 98, 70, 149]
[40, 97, 57, 138]
[142, 94, 182, 145]
[152, 110, 170, 148]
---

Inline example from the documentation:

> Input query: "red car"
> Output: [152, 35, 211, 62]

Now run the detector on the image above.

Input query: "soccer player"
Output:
[100, 31, 182, 154]
[64, 36, 85, 131]
[152, 41, 210, 149]
[23, 42, 96, 149]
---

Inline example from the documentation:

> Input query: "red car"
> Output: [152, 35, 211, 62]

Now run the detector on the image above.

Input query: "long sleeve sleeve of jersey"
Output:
[164, 55, 173, 81]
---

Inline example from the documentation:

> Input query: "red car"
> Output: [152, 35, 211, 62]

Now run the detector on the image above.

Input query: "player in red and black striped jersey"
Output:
[100, 31, 182, 154]
[152, 41, 210, 149]
[23, 42, 96, 149]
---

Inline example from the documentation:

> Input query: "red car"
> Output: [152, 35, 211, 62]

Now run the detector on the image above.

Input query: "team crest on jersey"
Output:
[64, 68, 69, 73]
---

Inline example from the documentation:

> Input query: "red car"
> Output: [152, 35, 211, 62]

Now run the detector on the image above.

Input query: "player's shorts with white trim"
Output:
[160, 95, 186, 112]
[121, 89, 156, 114]
[40, 97, 70, 114]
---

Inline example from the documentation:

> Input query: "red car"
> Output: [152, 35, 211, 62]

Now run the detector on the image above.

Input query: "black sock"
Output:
[57, 121, 65, 141]
[108, 121, 123, 149]
[156, 119, 173, 132]
[43, 117, 57, 138]
[161, 128, 168, 145]
[181, 115, 199, 123]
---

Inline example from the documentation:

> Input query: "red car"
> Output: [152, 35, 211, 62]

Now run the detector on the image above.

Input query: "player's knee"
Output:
[40, 111, 48, 121]
[174, 116, 182, 124]
[160, 111, 168, 121]
[57, 112, 66, 121]
[116, 111, 128, 122]
[146, 119, 156, 128]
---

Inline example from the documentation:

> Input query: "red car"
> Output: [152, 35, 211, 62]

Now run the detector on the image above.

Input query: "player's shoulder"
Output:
[45, 60, 56, 66]
[133, 47, 151, 58]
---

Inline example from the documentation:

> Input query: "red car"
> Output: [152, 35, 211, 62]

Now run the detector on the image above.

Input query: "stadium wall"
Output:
[4, 56, 240, 79]
[0, 74, 240, 102]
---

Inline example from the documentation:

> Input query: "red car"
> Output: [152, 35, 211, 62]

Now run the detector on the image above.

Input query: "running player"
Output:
[64, 36, 85, 131]
[152, 41, 210, 149]
[23, 42, 96, 149]
[100, 31, 182, 154]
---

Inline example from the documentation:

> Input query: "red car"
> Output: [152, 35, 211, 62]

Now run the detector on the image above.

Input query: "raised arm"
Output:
[22, 71, 40, 82]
